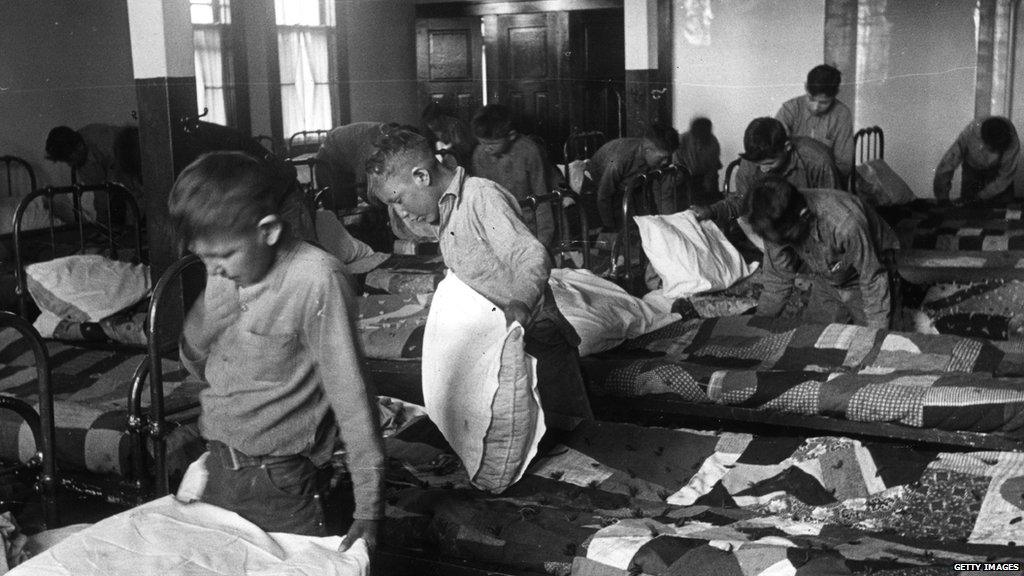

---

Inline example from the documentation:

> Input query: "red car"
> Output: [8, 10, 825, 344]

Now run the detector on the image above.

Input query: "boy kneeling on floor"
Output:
[366, 127, 594, 428]
[170, 151, 384, 550]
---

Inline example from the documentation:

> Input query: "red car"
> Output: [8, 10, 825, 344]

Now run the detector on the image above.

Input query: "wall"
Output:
[854, 0, 977, 198]
[672, 0, 826, 180]
[344, 0, 419, 125]
[0, 2, 136, 188]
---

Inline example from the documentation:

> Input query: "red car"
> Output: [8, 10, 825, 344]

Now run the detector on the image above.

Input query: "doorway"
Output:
[415, 6, 625, 162]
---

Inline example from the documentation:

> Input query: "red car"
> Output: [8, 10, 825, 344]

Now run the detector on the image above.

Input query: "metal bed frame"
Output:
[286, 129, 330, 157]
[0, 253, 204, 519]
[12, 183, 145, 321]
[0, 156, 36, 198]
[562, 129, 607, 163]
[851, 126, 885, 195]
[615, 164, 685, 294]
[722, 156, 742, 195]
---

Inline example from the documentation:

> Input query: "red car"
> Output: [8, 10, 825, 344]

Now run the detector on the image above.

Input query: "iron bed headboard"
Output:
[0, 156, 36, 198]
[851, 126, 885, 194]
[617, 164, 687, 294]
[12, 183, 146, 319]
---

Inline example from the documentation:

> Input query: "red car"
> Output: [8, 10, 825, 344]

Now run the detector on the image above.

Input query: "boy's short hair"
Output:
[45, 126, 83, 162]
[365, 128, 437, 180]
[168, 151, 290, 244]
[645, 122, 680, 152]
[749, 176, 809, 243]
[806, 64, 841, 98]
[741, 117, 789, 162]
[981, 116, 1016, 153]
[470, 104, 514, 140]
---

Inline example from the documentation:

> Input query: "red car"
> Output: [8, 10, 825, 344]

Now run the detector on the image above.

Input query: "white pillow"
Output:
[549, 268, 679, 356]
[635, 211, 757, 298]
[422, 273, 544, 494]
[25, 255, 151, 322]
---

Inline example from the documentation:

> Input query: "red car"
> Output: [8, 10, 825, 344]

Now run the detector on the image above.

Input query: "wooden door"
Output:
[485, 12, 569, 160]
[568, 8, 625, 139]
[416, 17, 484, 126]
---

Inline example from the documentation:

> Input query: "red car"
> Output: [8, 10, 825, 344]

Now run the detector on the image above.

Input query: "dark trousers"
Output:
[524, 308, 594, 429]
[202, 441, 328, 537]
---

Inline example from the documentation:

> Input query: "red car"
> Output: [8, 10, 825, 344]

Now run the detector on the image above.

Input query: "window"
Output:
[190, 0, 233, 126]
[275, 0, 337, 138]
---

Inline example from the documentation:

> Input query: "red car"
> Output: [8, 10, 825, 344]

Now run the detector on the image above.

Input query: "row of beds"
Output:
[5, 129, 1024, 573]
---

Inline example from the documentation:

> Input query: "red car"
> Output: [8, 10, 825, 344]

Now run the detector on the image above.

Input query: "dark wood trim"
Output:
[226, 4, 252, 134]
[976, 0, 998, 118]
[416, 0, 622, 18]
[334, 0, 352, 125]
[656, 0, 672, 120]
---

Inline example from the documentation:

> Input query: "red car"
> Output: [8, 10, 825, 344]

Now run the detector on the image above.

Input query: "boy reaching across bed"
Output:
[169, 151, 384, 552]
[365, 127, 594, 427]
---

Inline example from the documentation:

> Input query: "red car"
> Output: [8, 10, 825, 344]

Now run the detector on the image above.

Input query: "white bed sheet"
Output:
[9, 496, 368, 576]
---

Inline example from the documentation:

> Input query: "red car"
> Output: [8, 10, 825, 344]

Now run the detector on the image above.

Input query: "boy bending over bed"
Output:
[366, 128, 594, 427]
[169, 151, 384, 549]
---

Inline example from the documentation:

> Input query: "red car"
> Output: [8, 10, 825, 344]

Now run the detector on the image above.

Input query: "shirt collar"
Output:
[437, 166, 466, 231]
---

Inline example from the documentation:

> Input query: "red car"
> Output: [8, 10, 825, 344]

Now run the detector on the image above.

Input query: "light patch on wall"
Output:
[680, 0, 714, 46]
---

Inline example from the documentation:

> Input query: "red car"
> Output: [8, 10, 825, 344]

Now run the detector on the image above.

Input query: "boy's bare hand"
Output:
[503, 300, 532, 328]
[690, 205, 713, 221]
[339, 518, 379, 553]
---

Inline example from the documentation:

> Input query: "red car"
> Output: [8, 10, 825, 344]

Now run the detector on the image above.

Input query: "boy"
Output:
[587, 123, 679, 230]
[674, 116, 723, 206]
[365, 128, 593, 426]
[692, 117, 840, 225]
[45, 124, 142, 224]
[470, 104, 556, 247]
[749, 176, 897, 329]
[775, 64, 854, 181]
[170, 151, 384, 549]
[316, 121, 390, 211]
[934, 116, 1024, 205]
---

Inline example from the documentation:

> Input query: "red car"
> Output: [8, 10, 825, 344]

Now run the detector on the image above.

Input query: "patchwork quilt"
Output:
[586, 317, 1024, 435]
[0, 328, 203, 476]
[383, 416, 1024, 575]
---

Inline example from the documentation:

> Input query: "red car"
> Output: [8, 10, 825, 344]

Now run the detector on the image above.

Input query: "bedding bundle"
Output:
[25, 255, 151, 347]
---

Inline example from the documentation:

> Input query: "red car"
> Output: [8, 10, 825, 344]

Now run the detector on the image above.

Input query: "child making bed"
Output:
[169, 151, 384, 551]
[366, 127, 594, 427]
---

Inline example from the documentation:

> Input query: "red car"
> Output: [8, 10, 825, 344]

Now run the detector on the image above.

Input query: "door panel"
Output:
[486, 12, 568, 159]
[416, 17, 483, 126]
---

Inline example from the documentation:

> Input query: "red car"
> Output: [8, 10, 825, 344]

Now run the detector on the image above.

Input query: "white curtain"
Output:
[278, 28, 332, 138]
[193, 27, 227, 125]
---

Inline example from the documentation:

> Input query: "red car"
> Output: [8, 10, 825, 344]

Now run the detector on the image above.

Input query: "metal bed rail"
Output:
[13, 183, 146, 319]
[852, 126, 885, 194]
[0, 311, 57, 527]
[517, 189, 591, 269]
[0, 156, 36, 198]
[617, 165, 686, 293]
[145, 254, 204, 496]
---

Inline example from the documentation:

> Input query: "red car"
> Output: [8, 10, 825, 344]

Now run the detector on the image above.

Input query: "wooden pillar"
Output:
[976, 0, 998, 119]
[232, 0, 283, 144]
[623, 0, 671, 136]
[127, 0, 197, 280]
[127, 0, 198, 497]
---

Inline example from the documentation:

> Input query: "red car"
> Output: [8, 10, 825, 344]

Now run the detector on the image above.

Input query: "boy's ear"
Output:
[257, 215, 283, 246]
[411, 166, 432, 187]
